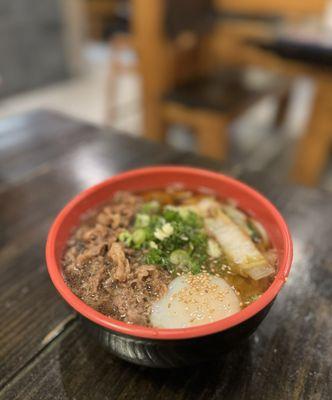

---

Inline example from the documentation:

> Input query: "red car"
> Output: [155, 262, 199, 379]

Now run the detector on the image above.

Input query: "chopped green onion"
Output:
[154, 223, 174, 240]
[178, 208, 190, 219]
[118, 230, 132, 246]
[132, 229, 147, 247]
[120, 202, 209, 274]
[189, 260, 201, 274]
[135, 213, 150, 228]
[149, 241, 158, 249]
[170, 249, 190, 265]
[140, 201, 160, 214]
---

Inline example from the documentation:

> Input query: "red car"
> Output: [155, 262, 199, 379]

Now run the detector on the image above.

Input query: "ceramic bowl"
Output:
[46, 166, 293, 367]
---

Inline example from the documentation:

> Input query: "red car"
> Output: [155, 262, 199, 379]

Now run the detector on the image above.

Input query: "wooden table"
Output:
[209, 18, 332, 186]
[0, 110, 331, 400]
[247, 34, 332, 187]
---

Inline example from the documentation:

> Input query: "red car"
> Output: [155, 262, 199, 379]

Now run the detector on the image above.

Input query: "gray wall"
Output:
[0, 0, 70, 98]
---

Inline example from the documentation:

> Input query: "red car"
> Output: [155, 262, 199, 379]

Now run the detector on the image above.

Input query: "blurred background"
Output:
[1, 0, 332, 190]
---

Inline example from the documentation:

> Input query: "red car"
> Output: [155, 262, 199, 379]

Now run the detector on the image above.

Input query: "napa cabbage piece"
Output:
[205, 209, 274, 280]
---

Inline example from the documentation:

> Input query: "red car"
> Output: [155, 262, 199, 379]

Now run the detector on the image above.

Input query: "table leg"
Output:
[195, 112, 228, 160]
[290, 82, 332, 186]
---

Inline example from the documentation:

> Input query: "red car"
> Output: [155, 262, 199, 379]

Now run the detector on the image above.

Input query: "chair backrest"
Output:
[131, 0, 217, 136]
[164, 0, 215, 39]
[216, 0, 327, 18]
[131, 0, 210, 94]
[206, 0, 328, 71]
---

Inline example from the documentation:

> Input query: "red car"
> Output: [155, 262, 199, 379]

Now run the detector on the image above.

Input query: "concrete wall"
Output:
[0, 0, 70, 98]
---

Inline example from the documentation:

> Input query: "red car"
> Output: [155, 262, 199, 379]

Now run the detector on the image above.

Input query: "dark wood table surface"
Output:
[0, 110, 331, 400]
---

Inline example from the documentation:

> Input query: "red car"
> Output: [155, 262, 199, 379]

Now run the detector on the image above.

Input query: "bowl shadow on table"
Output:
[58, 323, 253, 400]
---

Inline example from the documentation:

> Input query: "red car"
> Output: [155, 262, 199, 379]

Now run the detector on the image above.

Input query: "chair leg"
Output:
[274, 88, 292, 130]
[195, 112, 228, 160]
[290, 83, 332, 185]
[290, 129, 331, 186]
[105, 34, 138, 126]
[105, 61, 120, 125]
[143, 99, 167, 141]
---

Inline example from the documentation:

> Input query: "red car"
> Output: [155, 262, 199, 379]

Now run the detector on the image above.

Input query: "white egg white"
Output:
[150, 273, 241, 328]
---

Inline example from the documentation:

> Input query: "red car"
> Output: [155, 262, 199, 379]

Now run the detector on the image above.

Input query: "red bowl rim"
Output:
[46, 166, 293, 340]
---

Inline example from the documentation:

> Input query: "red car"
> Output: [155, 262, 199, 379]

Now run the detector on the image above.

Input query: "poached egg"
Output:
[150, 273, 241, 328]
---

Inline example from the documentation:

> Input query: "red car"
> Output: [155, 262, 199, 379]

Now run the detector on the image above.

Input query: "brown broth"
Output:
[62, 189, 277, 327]
[140, 188, 276, 307]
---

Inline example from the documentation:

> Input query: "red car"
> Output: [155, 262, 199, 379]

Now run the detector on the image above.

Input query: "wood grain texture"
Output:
[0, 111, 331, 399]
[216, 0, 326, 17]
[0, 109, 181, 189]
[0, 110, 186, 389]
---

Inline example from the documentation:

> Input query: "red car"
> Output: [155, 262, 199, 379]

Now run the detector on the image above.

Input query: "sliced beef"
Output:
[105, 264, 171, 325]
[108, 242, 131, 282]
[62, 191, 171, 327]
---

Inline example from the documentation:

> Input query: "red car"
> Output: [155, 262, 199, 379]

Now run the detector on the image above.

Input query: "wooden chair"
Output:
[131, 0, 290, 160]
[103, 1, 140, 125]
[211, 0, 331, 185]
[215, 0, 326, 19]
[86, 0, 118, 40]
